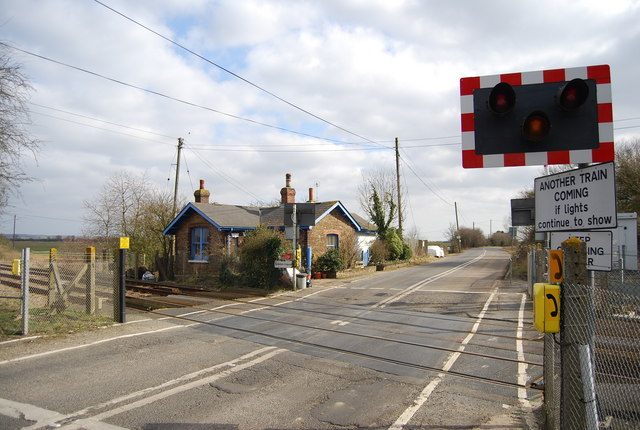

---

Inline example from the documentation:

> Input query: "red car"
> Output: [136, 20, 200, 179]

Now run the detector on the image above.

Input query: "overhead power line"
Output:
[399, 156, 453, 207]
[29, 101, 461, 152]
[3, 43, 384, 149]
[30, 102, 177, 139]
[92, 0, 387, 149]
[186, 145, 262, 201]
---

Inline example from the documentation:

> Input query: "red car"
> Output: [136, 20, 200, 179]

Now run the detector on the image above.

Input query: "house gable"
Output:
[313, 201, 362, 231]
[163, 202, 260, 235]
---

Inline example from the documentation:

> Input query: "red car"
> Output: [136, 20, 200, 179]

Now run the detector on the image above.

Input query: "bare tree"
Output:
[83, 171, 179, 277]
[83, 171, 145, 245]
[0, 44, 39, 210]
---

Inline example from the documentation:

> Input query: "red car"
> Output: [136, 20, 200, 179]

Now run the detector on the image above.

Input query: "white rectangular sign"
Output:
[535, 162, 616, 232]
[550, 231, 613, 271]
[274, 260, 293, 269]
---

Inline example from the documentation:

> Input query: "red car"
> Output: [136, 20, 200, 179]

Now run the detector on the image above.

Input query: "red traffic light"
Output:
[488, 82, 516, 115]
[557, 78, 589, 111]
[523, 110, 551, 141]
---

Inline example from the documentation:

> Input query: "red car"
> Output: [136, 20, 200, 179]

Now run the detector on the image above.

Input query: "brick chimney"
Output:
[280, 173, 296, 204]
[307, 187, 315, 202]
[194, 179, 210, 204]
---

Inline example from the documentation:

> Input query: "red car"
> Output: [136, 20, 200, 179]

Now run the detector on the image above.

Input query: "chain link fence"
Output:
[0, 248, 120, 338]
[542, 261, 640, 429]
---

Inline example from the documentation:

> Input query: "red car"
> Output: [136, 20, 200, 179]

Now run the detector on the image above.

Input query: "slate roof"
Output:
[259, 206, 285, 228]
[163, 200, 377, 235]
[163, 203, 261, 235]
[351, 213, 377, 233]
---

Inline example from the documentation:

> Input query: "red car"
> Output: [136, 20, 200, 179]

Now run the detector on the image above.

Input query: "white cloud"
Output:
[0, 0, 638, 239]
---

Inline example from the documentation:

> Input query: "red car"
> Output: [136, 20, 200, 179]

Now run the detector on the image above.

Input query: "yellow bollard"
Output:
[12, 259, 21, 276]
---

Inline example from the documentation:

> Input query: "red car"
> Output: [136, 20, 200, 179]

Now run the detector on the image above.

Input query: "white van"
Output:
[427, 245, 445, 258]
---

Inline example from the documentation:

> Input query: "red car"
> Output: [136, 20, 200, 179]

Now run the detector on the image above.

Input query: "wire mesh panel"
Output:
[592, 270, 640, 429]
[544, 332, 561, 429]
[0, 248, 118, 337]
[543, 270, 640, 430]
[0, 258, 25, 337]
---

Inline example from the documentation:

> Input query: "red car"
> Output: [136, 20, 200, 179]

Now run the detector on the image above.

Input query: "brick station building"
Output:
[163, 174, 376, 281]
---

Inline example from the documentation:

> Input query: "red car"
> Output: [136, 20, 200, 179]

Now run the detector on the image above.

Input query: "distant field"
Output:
[7, 241, 66, 253]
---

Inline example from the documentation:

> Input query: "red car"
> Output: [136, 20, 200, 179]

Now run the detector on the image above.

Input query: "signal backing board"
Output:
[460, 65, 613, 168]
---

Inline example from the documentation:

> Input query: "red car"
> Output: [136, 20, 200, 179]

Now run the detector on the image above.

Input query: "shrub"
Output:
[239, 225, 284, 289]
[369, 239, 389, 265]
[315, 248, 345, 272]
[369, 229, 412, 264]
[218, 255, 240, 286]
[338, 231, 359, 269]
[401, 242, 413, 260]
[383, 229, 404, 261]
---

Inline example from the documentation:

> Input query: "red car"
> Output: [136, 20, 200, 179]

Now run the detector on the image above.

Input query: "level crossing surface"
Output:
[0, 248, 543, 429]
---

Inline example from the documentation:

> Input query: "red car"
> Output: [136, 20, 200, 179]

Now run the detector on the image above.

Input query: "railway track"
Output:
[123, 279, 269, 310]
[125, 279, 267, 299]
[3, 265, 634, 386]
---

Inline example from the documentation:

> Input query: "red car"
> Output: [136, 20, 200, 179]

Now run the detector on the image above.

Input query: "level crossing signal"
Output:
[460, 65, 613, 168]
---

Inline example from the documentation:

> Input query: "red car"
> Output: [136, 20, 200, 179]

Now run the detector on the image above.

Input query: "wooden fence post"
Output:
[48, 248, 57, 306]
[85, 246, 96, 314]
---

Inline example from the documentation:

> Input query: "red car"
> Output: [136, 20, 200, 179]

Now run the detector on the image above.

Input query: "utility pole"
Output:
[172, 137, 184, 218]
[167, 137, 184, 281]
[395, 137, 403, 236]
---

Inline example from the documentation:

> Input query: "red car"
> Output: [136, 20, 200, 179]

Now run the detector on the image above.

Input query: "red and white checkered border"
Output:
[459, 65, 614, 168]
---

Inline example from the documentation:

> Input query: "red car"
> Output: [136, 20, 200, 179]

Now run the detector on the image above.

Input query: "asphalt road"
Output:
[0, 248, 544, 429]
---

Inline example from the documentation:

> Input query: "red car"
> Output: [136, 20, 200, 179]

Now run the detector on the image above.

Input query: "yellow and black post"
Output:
[116, 237, 129, 323]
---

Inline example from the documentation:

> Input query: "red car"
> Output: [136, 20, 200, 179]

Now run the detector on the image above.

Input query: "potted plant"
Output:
[315, 249, 344, 279]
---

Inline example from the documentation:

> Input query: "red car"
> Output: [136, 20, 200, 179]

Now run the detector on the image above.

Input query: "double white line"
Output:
[19, 346, 284, 430]
[374, 249, 486, 309]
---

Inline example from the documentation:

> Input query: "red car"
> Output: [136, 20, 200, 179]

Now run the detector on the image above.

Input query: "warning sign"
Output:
[535, 162, 616, 232]
[550, 231, 612, 271]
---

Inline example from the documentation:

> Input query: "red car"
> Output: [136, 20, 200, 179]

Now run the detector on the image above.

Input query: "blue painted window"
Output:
[326, 234, 339, 249]
[190, 227, 209, 261]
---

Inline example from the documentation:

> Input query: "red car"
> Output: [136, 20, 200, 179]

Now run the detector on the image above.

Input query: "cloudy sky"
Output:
[1, 0, 639, 241]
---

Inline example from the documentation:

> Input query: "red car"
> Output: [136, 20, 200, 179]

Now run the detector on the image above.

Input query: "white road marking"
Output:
[0, 324, 195, 366]
[517, 293, 537, 429]
[517, 293, 530, 403]
[0, 397, 65, 424]
[0, 399, 130, 429]
[388, 287, 497, 430]
[336, 251, 488, 329]
[0, 293, 298, 365]
[16, 346, 282, 430]
[64, 348, 284, 427]
[375, 250, 487, 309]
[420, 289, 522, 295]
[0, 335, 42, 345]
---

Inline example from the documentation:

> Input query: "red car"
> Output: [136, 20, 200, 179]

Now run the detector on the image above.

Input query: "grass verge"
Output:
[0, 302, 113, 341]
